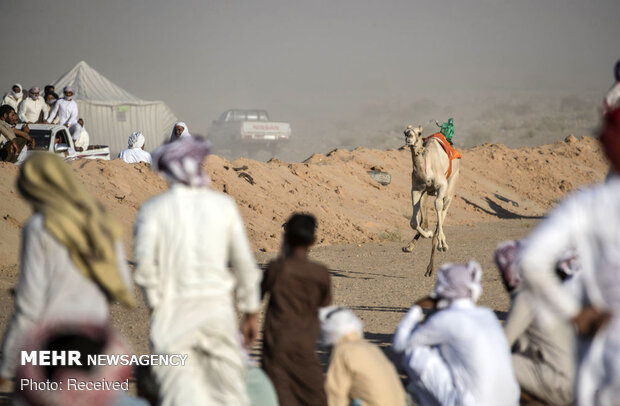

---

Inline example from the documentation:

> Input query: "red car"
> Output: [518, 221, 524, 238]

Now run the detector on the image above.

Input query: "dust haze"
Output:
[1, 0, 618, 161]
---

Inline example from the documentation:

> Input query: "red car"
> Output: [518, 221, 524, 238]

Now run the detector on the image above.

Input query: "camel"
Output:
[401, 125, 460, 276]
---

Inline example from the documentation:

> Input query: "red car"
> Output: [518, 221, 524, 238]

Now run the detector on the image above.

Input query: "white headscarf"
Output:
[319, 306, 364, 346]
[128, 131, 145, 149]
[431, 261, 483, 307]
[10, 83, 22, 100]
[170, 121, 190, 141]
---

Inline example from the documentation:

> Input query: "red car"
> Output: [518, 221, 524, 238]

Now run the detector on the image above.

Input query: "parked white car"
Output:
[16, 124, 110, 161]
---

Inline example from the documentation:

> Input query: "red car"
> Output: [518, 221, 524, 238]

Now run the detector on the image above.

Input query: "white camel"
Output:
[402, 125, 460, 276]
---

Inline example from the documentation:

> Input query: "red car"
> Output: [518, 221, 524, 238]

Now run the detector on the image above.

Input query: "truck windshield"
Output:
[28, 129, 54, 151]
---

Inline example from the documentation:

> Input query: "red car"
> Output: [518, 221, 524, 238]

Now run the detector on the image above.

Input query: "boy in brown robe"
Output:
[261, 213, 332, 406]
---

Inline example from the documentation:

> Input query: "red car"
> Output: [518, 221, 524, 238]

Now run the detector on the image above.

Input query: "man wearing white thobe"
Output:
[118, 131, 151, 164]
[0, 153, 134, 380]
[520, 108, 620, 406]
[134, 137, 261, 405]
[520, 179, 620, 405]
[17, 87, 49, 123]
[495, 240, 577, 405]
[1, 84, 23, 110]
[393, 261, 520, 406]
[47, 86, 78, 126]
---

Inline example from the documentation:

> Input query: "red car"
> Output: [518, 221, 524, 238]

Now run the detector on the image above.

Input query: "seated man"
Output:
[393, 261, 519, 406]
[0, 105, 34, 162]
[320, 306, 407, 406]
[495, 240, 577, 406]
[118, 131, 152, 164]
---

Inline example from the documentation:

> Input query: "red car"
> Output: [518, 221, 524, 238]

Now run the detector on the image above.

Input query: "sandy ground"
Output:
[0, 136, 607, 401]
[0, 218, 538, 402]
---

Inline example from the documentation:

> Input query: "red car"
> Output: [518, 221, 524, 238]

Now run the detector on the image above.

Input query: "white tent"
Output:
[52, 61, 177, 155]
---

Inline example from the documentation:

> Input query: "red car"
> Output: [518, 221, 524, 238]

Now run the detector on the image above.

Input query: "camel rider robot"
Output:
[436, 118, 455, 145]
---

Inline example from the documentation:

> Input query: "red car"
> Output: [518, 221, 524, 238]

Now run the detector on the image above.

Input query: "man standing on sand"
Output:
[0, 153, 135, 382]
[261, 213, 332, 406]
[134, 136, 261, 405]
[47, 86, 78, 126]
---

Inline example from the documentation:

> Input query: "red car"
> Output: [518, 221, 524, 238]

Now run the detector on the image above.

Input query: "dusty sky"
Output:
[1, 0, 619, 139]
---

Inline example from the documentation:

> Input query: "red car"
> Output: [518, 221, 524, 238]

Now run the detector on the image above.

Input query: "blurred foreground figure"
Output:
[603, 59, 620, 113]
[239, 335, 279, 406]
[15, 323, 131, 406]
[393, 261, 519, 406]
[134, 137, 261, 405]
[118, 131, 151, 164]
[519, 108, 620, 406]
[261, 213, 331, 406]
[0, 153, 135, 380]
[496, 240, 577, 405]
[320, 306, 407, 406]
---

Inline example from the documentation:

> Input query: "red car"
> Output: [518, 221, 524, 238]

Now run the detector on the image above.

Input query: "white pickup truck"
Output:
[207, 109, 291, 157]
[17, 124, 110, 161]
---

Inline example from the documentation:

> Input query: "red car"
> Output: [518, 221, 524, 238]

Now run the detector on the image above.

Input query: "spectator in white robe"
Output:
[74, 118, 90, 151]
[46, 86, 78, 126]
[18, 87, 49, 123]
[69, 119, 90, 152]
[519, 107, 620, 406]
[169, 121, 190, 142]
[393, 261, 520, 406]
[0, 153, 135, 381]
[134, 136, 261, 405]
[1, 84, 23, 110]
[496, 240, 577, 406]
[118, 131, 152, 164]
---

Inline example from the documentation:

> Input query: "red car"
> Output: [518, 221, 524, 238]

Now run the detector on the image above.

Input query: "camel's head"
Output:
[404, 125, 423, 147]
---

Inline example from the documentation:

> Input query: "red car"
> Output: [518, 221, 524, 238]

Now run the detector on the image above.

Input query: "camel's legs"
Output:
[425, 223, 440, 277]
[438, 195, 452, 229]
[402, 204, 430, 252]
[411, 190, 433, 238]
[403, 192, 431, 252]
[434, 185, 449, 252]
